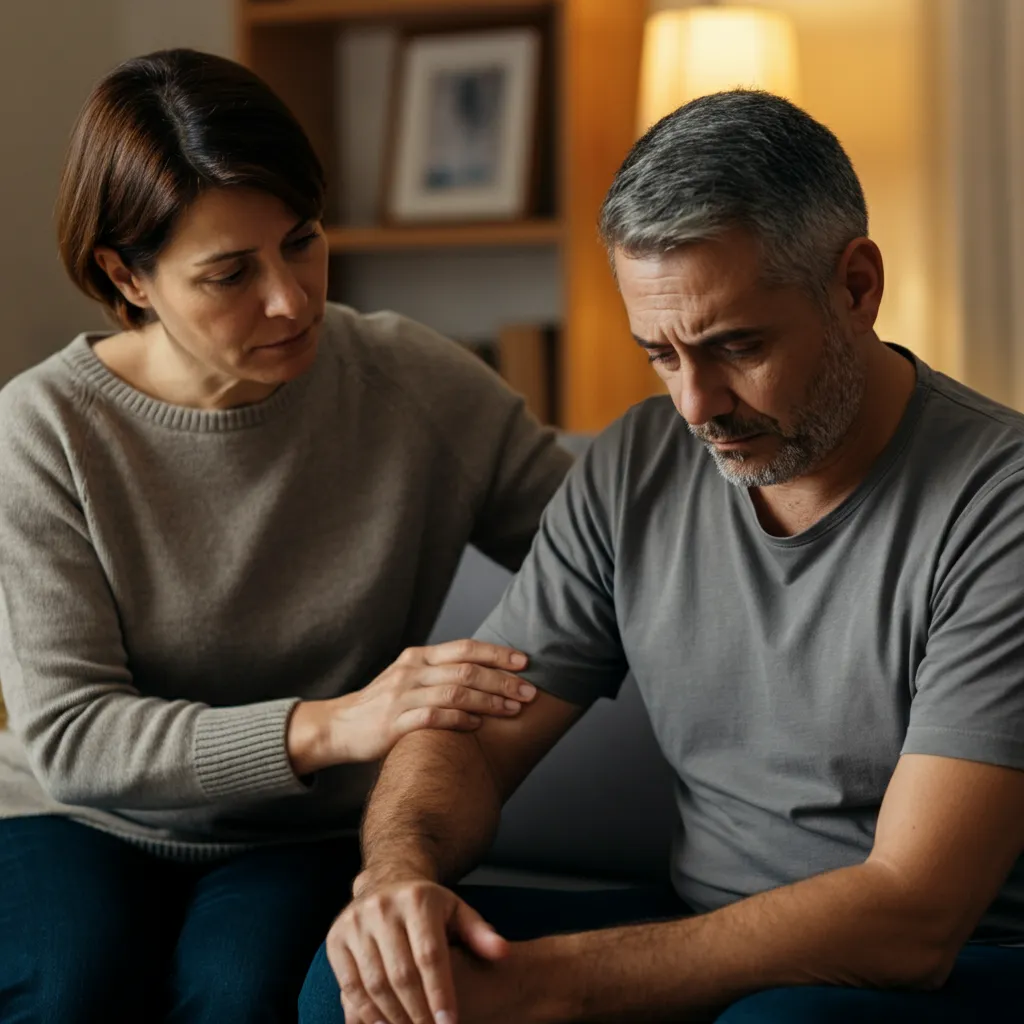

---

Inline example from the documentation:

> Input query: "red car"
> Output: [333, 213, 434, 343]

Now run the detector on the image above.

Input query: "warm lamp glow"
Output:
[638, 6, 800, 133]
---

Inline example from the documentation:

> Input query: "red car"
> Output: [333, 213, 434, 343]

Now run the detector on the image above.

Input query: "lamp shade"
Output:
[638, 6, 800, 133]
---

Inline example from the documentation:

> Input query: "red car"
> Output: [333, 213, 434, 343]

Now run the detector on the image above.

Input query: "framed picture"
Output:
[386, 28, 541, 223]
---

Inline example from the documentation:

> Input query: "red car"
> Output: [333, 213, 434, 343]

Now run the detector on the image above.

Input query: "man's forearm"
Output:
[527, 860, 957, 1022]
[357, 730, 503, 894]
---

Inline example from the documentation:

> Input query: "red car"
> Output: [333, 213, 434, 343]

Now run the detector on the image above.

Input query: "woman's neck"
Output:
[92, 323, 278, 410]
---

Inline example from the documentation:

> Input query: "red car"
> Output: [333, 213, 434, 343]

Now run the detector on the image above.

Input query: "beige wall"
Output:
[718, 0, 951, 372]
[0, 1, 122, 384]
[0, 0, 233, 386]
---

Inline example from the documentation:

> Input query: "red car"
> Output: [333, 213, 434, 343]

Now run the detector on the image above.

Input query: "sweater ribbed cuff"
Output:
[193, 698, 309, 801]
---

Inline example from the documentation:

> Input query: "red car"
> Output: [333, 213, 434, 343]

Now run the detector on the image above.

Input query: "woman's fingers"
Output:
[411, 639, 528, 671]
[413, 662, 536, 703]
[394, 706, 482, 739]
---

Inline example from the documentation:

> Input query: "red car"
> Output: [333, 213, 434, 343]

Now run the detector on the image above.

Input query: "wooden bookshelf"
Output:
[324, 220, 563, 253]
[247, 0, 558, 26]
[237, 0, 652, 431]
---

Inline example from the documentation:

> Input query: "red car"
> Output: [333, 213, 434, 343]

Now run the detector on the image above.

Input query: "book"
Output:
[497, 323, 560, 426]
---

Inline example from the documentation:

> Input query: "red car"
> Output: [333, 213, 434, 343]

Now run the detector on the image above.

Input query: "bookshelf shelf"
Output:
[325, 220, 563, 253]
[245, 0, 557, 27]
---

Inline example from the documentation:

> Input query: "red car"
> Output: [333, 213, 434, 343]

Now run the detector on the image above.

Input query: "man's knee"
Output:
[298, 942, 345, 1024]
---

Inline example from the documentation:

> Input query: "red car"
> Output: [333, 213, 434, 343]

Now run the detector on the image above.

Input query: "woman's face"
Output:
[101, 187, 329, 393]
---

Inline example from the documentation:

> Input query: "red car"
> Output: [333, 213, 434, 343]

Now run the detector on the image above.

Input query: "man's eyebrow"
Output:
[193, 217, 310, 267]
[632, 327, 765, 350]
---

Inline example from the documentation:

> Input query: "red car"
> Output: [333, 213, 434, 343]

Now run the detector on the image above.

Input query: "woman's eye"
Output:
[287, 231, 319, 253]
[209, 267, 246, 288]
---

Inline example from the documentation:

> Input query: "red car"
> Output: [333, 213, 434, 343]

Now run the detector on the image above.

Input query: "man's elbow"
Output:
[884, 942, 957, 991]
[856, 926, 960, 991]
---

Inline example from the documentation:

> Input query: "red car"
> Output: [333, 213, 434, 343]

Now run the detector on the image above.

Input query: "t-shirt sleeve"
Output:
[475, 425, 629, 707]
[903, 468, 1024, 769]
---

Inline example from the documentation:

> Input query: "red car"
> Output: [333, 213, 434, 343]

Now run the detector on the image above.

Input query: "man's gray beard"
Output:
[690, 319, 867, 488]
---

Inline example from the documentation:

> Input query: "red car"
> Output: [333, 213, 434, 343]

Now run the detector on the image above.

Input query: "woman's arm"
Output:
[0, 400, 534, 809]
[0, 418, 307, 808]
[467, 394, 574, 571]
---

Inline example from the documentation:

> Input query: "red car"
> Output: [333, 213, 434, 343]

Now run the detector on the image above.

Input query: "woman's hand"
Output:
[287, 640, 535, 772]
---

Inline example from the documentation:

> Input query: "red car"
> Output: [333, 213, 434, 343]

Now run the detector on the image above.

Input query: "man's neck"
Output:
[750, 340, 917, 537]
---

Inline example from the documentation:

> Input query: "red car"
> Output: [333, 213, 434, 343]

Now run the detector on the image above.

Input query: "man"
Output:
[300, 91, 1024, 1022]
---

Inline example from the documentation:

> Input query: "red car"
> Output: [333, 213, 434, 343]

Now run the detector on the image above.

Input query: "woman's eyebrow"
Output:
[193, 218, 309, 267]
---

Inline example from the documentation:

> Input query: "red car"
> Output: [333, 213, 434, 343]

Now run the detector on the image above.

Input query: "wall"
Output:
[0, 0, 233, 387]
[717, 0, 950, 372]
[0, 1, 122, 384]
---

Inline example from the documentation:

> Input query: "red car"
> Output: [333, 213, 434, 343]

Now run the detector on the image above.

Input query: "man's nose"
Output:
[672, 360, 734, 426]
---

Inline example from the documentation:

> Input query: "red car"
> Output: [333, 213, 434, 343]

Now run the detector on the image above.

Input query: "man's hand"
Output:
[443, 944, 558, 1024]
[327, 878, 509, 1024]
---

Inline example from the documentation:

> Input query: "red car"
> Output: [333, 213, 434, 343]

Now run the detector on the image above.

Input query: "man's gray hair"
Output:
[599, 90, 868, 298]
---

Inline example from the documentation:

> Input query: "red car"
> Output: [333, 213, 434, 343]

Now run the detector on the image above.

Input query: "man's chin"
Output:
[706, 444, 806, 488]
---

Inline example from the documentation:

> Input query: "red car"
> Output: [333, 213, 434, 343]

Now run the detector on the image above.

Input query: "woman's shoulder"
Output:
[0, 337, 89, 421]
[0, 336, 96, 464]
[321, 302, 519, 408]
[323, 302, 483, 367]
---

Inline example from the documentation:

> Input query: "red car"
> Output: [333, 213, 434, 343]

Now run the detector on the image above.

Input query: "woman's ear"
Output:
[93, 247, 153, 309]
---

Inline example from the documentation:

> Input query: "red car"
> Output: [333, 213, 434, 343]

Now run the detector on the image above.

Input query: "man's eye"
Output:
[721, 341, 761, 357]
[647, 350, 677, 365]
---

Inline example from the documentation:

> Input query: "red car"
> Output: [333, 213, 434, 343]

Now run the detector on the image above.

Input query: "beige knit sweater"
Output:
[0, 303, 571, 858]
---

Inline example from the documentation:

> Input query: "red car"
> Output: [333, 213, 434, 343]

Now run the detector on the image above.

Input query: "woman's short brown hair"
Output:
[57, 49, 326, 329]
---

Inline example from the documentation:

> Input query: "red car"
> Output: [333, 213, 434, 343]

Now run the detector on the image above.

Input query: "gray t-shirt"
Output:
[478, 347, 1024, 943]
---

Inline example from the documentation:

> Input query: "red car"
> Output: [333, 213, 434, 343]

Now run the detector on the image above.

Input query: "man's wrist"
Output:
[514, 934, 587, 1024]
[352, 857, 440, 899]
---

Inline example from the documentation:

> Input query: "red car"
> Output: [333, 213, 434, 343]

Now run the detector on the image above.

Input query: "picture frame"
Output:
[385, 28, 541, 223]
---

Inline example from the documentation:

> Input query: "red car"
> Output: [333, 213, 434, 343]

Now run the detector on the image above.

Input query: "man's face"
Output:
[614, 230, 866, 487]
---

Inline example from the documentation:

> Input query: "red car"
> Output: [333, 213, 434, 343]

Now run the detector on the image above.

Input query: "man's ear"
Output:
[93, 247, 153, 310]
[835, 237, 884, 334]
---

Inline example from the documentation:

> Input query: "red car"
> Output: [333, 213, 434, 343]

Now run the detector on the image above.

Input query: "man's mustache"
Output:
[689, 413, 783, 444]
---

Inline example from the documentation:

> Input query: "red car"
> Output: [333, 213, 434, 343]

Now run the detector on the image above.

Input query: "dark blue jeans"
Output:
[0, 814, 359, 1023]
[298, 884, 1024, 1023]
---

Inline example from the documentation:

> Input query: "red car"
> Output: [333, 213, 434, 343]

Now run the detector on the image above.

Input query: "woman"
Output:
[0, 49, 571, 1022]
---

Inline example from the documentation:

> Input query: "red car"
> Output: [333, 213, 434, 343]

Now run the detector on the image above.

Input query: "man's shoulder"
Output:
[922, 362, 1024, 441]
[913, 361, 1024, 493]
